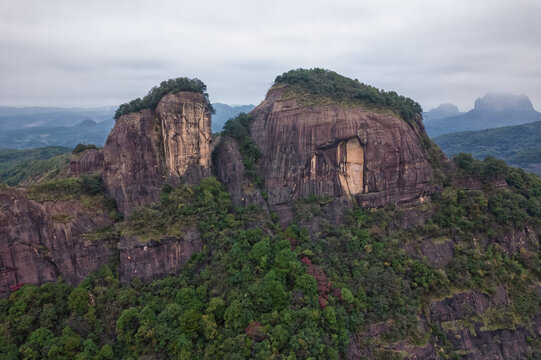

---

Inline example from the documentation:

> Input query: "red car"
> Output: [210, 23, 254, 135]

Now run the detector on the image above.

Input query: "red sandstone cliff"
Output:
[227, 86, 434, 222]
[103, 92, 212, 216]
[0, 188, 114, 296]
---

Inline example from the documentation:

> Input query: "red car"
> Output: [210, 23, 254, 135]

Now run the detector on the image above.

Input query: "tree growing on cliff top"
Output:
[274, 68, 423, 123]
[114, 77, 214, 120]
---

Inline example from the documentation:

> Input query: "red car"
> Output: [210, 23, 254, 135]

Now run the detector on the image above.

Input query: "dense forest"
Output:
[433, 121, 541, 176]
[1, 154, 540, 359]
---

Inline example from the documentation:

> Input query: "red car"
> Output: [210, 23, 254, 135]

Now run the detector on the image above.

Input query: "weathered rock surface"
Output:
[118, 228, 203, 284]
[0, 189, 114, 296]
[103, 109, 165, 216]
[67, 149, 104, 176]
[402, 237, 455, 268]
[214, 139, 267, 208]
[429, 287, 541, 360]
[103, 92, 211, 216]
[346, 315, 437, 360]
[248, 87, 434, 223]
[157, 92, 212, 184]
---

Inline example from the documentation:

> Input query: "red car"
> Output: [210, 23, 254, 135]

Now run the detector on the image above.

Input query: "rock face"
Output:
[347, 286, 541, 360]
[248, 87, 434, 222]
[214, 139, 267, 208]
[118, 228, 203, 284]
[429, 287, 541, 360]
[67, 149, 104, 176]
[0, 189, 114, 296]
[103, 109, 165, 216]
[103, 92, 212, 216]
[158, 93, 212, 183]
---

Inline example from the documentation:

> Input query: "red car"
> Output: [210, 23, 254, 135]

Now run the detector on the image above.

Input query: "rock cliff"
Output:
[103, 91, 211, 216]
[118, 229, 203, 284]
[0, 188, 114, 296]
[246, 86, 434, 222]
[67, 148, 104, 176]
[214, 139, 267, 208]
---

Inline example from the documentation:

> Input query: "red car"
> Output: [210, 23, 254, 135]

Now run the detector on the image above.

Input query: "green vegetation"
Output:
[114, 77, 215, 120]
[221, 113, 263, 186]
[1, 161, 539, 358]
[72, 144, 99, 154]
[274, 68, 423, 124]
[433, 121, 541, 175]
[0, 147, 71, 185]
[1, 147, 540, 358]
[27, 174, 106, 202]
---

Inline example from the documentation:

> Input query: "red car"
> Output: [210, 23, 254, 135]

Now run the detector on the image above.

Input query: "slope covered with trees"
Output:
[0, 146, 72, 185]
[433, 121, 541, 175]
[1, 157, 540, 358]
[0, 72, 540, 359]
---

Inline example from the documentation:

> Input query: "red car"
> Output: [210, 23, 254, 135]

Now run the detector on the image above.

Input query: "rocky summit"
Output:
[102, 91, 212, 216]
[248, 85, 434, 222]
[0, 70, 540, 359]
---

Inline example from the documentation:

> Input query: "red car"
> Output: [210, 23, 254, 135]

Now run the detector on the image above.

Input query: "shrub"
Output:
[274, 68, 423, 123]
[72, 144, 98, 154]
[114, 77, 214, 120]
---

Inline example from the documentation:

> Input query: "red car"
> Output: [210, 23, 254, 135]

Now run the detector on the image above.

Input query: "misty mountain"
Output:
[433, 120, 541, 175]
[0, 106, 115, 131]
[423, 103, 463, 121]
[0, 103, 254, 148]
[0, 119, 114, 149]
[211, 103, 255, 132]
[424, 93, 541, 137]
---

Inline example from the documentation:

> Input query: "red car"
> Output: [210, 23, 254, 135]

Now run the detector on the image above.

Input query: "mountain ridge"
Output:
[424, 93, 541, 136]
[0, 71, 539, 359]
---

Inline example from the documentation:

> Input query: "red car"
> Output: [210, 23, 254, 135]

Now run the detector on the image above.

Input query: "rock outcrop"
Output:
[103, 109, 165, 216]
[245, 87, 434, 222]
[103, 92, 212, 216]
[347, 286, 541, 359]
[118, 228, 203, 284]
[0, 188, 114, 296]
[429, 287, 541, 359]
[67, 149, 104, 176]
[214, 139, 267, 208]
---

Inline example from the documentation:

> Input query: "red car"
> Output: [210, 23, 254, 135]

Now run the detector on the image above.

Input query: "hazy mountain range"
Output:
[424, 93, 541, 137]
[433, 121, 541, 175]
[0, 103, 254, 149]
[211, 103, 255, 133]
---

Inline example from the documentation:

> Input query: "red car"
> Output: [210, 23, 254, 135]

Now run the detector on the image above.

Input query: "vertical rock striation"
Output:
[0, 189, 114, 296]
[102, 92, 212, 216]
[247, 87, 434, 222]
[157, 92, 212, 184]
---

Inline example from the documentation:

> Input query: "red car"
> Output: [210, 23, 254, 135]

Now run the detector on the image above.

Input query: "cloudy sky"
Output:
[1, 0, 540, 111]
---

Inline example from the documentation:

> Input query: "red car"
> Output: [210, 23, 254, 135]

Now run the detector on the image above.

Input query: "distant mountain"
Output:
[0, 103, 254, 148]
[423, 103, 463, 121]
[211, 103, 255, 133]
[0, 118, 114, 149]
[424, 93, 541, 137]
[433, 120, 541, 175]
[0, 106, 115, 149]
[0, 106, 115, 131]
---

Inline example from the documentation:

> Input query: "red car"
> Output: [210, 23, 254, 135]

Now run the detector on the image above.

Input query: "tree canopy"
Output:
[114, 77, 214, 120]
[274, 68, 423, 123]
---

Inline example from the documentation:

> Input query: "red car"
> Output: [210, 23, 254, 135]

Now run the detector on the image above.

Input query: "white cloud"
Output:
[1, 0, 540, 111]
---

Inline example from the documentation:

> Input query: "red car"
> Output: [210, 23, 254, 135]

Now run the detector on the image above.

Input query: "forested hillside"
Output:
[433, 121, 541, 176]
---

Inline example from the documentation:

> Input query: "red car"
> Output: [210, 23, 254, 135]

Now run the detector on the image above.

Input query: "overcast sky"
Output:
[1, 0, 541, 111]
